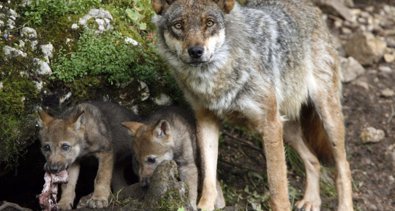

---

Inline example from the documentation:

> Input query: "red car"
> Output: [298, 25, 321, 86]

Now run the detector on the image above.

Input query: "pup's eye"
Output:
[206, 20, 215, 27]
[146, 157, 156, 164]
[42, 144, 51, 152]
[61, 143, 71, 151]
[173, 22, 183, 30]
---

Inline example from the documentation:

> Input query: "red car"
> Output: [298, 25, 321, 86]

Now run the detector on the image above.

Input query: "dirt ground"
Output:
[0, 1, 394, 211]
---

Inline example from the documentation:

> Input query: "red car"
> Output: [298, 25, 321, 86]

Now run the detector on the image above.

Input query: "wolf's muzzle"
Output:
[44, 162, 66, 173]
[188, 46, 204, 59]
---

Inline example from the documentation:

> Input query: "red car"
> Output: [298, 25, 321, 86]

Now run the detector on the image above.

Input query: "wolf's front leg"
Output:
[195, 109, 220, 211]
[180, 163, 199, 210]
[58, 163, 80, 210]
[88, 151, 113, 208]
[260, 110, 291, 211]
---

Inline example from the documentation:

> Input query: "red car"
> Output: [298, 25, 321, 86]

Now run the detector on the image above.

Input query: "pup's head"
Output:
[152, 0, 235, 66]
[38, 110, 85, 173]
[122, 120, 174, 187]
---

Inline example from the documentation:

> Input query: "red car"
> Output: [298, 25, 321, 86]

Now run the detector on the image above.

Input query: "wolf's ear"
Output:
[122, 121, 144, 136]
[69, 111, 85, 131]
[152, 0, 176, 15]
[38, 109, 54, 127]
[154, 120, 171, 139]
[213, 0, 235, 13]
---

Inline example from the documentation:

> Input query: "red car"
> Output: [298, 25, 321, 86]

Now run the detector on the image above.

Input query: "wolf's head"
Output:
[122, 120, 174, 187]
[152, 0, 235, 66]
[38, 110, 85, 173]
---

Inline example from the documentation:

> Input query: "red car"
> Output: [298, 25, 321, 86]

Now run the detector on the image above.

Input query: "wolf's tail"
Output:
[300, 102, 335, 166]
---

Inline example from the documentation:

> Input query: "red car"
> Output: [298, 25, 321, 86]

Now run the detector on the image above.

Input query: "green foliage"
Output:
[0, 71, 39, 170]
[23, 0, 101, 25]
[52, 29, 162, 85]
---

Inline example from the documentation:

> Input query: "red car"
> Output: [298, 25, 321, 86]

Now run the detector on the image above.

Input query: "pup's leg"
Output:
[311, 93, 353, 211]
[195, 108, 220, 211]
[259, 110, 291, 211]
[180, 163, 199, 210]
[58, 163, 80, 210]
[284, 121, 321, 211]
[87, 151, 113, 208]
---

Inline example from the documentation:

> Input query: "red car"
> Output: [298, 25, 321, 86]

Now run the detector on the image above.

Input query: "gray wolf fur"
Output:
[38, 101, 140, 210]
[122, 106, 225, 210]
[151, 0, 354, 210]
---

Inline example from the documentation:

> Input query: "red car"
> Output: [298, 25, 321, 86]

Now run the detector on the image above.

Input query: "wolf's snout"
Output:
[188, 46, 204, 58]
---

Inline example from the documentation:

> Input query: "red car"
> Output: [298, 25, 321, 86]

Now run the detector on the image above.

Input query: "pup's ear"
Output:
[213, 0, 235, 13]
[153, 120, 171, 139]
[38, 109, 54, 128]
[122, 121, 144, 136]
[152, 0, 176, 15]
[69, 110, 85, 131]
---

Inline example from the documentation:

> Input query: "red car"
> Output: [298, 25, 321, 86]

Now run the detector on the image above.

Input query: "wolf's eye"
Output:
[42, 144, 51, 152]
[61, 143, 71, 151]
[147, 157, 156, 164]
[173, 22, 183, 30]
[206, 20, 215, 27]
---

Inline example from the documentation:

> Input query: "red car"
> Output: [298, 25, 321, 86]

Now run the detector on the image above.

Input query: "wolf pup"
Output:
[151, 0, 354, 210]
[38, 101, 140, 210]
[122, 106, 225, 210]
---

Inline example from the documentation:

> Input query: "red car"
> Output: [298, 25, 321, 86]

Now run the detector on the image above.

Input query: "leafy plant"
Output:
[23, 0, 101, 25]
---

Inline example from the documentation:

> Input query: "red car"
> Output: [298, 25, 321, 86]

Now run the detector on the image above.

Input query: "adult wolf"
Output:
[151, 0, 354, 210]
[38, 101, 140, 210]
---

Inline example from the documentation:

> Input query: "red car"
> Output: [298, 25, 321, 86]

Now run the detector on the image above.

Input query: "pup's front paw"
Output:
[295, 199, 321, 211]
[57, 198, 73, 210]
[86, 195, 109, 208]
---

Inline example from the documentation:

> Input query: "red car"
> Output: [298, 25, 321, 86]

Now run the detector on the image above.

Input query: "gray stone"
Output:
[21, 27, 37, 40]
[344, 32, 387, 65]
[33, 58, 52, 76]
[40, 43, 54, 62]
[360, 127, 385, 144]
[380, 88, 395, 98]
[341, 57, 365, 82]
[3, 45, 27, 58]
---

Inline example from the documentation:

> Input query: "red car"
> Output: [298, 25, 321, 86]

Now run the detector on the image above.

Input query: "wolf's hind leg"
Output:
[58, 163, 80, 210]
[284, 121, 321, 211]
[310, 93, 353, 211]
[88, 151, 113, 208]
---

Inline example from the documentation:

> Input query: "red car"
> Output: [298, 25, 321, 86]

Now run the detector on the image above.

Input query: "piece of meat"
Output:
[38, 170, 68, 211]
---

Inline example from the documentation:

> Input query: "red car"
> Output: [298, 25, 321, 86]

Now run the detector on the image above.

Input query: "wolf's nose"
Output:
[188, 46, 204, 58]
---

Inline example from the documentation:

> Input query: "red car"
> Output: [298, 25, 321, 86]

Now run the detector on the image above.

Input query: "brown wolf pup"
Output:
[38, 101, 140, 210]
[122, 106, 225, 210]
[151, 0, 354, 210]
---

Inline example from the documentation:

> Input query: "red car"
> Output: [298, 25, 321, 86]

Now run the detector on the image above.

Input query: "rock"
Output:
[344, 32, 387, 65]
[40, 43, 54, 62]
[383, 53, 395, 63]
[341, 57, 365, 82]
[360, 127, 385, 144]
[380, 88, 395, 98]
[341, 27, 352, 34]
[125, 37, 139, 46]
[154, 93, 172, 106]
[33, 58, 52, 75]
[378, 65, 392, 73]
[21, 27, 37, 40]
[0, 82, 3, 90]
[3, 45, 27, 59]
[78, 8, 113, 33]
[314, 0, 354, 22]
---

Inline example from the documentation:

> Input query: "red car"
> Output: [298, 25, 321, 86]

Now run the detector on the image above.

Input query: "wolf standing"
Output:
[38, 102, 139, 209]
[151, 0, 353, 210]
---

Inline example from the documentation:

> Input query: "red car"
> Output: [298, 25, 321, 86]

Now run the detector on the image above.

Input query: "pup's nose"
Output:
[44, 163, 62, 173]
[188, 46, 204, 58]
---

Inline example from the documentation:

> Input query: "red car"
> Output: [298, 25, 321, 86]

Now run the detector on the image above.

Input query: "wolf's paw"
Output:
[197, 196, 215, 211]
[85, 195, 109, 209]
[57, 199, 73, 210]
[295, 199, 321, 211]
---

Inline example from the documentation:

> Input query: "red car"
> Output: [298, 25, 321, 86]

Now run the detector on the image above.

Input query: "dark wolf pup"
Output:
[122, 106, 225, 210]
[38, 101, 140, 210]
[151, 0, 354, 210]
